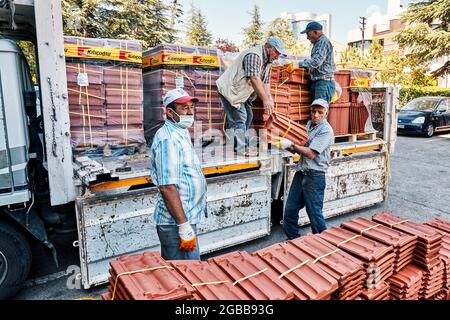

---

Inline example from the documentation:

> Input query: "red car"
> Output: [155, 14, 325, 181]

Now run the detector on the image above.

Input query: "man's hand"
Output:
[263, 98, 274, 115]
[178, 222, 197, 252]
[272, 138, 293, 150]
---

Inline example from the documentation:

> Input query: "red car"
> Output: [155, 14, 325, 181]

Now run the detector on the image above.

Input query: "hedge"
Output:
[399, 87, 450, 107]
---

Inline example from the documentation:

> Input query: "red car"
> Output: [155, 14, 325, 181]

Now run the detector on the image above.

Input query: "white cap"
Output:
[311, 98, 329, 111]
[162, 88, 199, 107]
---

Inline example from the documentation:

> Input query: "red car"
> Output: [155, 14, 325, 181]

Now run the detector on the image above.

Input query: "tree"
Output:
[168, 0, 184, 43]
[264, 18, 297, 53]
[394, 0, 450, 77]
[242, 5, 264, 48]
[215, 38, 239, 53]
[147, 0, 176, 47]
[61, 0, 104, 37]
[186, 6, 213, 46]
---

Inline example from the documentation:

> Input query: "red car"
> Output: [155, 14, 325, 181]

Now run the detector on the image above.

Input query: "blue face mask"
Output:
[170, 110, 194, 129]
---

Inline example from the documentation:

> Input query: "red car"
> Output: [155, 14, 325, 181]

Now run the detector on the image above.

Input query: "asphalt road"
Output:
[13, 134, 450, 300]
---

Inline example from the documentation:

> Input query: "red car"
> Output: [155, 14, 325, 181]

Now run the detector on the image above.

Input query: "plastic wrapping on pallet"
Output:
[64, 36, 145, 151]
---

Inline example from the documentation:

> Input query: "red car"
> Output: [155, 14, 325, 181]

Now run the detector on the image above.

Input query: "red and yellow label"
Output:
[142, 53, 220, 68]
[350, 77, 372, 89]
[64, 44, 142, 64]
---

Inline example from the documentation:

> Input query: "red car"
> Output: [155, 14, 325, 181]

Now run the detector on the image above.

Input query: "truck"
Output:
[0, 0, 398, 299]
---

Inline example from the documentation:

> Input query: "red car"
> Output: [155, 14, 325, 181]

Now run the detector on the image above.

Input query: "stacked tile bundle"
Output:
[102, 214, 450, 301]
[387, 264, 423, 300]
[64, 36, 145, 151]
[142, 44, 224, 143]
[341, 217, 418, 273]
[359, 281, 390, 300]
[425, 218, 450, 297]
[330, 70, 372, 136]
[373, 212, 445, 299]
[318, 227, 395, 289]
[264, 112, 309, 147]
[288, 235, 365, 300]
[252, 66, 312, 130]
[253, 242, 339, 300]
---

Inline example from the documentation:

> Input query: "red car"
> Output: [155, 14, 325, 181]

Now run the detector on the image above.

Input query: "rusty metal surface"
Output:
[170, 260, 250, 300]
[253, 242, 339, 300]
[210, 251, 295, 300]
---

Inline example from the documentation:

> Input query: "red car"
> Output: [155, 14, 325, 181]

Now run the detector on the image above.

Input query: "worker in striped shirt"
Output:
[298, 21, 336, 104]
[149, 88, 207, 260]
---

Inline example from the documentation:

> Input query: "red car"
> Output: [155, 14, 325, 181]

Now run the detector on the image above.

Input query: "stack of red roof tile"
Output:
[387, 264, 423, 300]
[328, 103, 351, 135]
[65, 36, 145, 150]
[288, 235, 365, 300]
[425, 218, 450, 289]
[349, 102, 369, 134]
[318, 227, 395, 288]
[264, 112, 309, 147]
[102, 252, 195, 300]
[341, 217, 418, 273]
[210, 251, 295, 300]
[170, 260, 250, 300]
[359, 281, 390, 300]
[372, 212, 444, 298]
[253, 242, 339, 300]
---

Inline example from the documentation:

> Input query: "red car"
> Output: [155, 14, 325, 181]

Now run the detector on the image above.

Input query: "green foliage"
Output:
[186, 5, 213, 46]
[399, 86, 450, 107]
[395, 0, 450, 77]
[168, 0, 184, 43]
[265, 18, 297, 53]
[61, 0, 180, 49]
[17, 41, 37, 83]
[242, 5, 264, 48]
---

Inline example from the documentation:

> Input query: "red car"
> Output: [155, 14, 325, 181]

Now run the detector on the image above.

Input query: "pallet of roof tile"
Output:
[170, 260, 251, 300]
[287, 234, 365, 300]
[209, 251, 296, 300]
[341, 217, 418, 273]
[388, 264, 423, 300]
[318, 226, 395, 287]
[253, 242, 339, 300]
[105, 251, 195, 300]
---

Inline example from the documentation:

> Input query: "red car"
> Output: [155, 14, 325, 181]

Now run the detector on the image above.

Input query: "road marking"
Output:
[24, 271, 68, 287]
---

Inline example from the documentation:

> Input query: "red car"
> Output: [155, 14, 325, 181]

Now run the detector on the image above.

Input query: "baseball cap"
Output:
[162, 88, 199, 107]
[266, 37, 287, 56]
[311, 98, 329, 111]
[300, 21, 323, 34]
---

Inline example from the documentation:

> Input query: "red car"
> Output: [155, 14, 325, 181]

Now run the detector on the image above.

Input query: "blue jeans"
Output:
[311, 79, 335, 104]
[156, 224, 200, 260]
[219, 93, 253, 154]
[283, 171, 327, 240]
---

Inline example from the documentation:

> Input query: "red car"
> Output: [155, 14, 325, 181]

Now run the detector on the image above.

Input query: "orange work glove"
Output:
[178, 222, 197, 252]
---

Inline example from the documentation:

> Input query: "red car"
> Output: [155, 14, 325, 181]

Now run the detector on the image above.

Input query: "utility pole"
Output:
[360, 16, 367, 56]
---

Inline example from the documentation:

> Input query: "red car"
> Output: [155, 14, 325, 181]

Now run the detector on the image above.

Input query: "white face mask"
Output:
[170, 110, 195, 129]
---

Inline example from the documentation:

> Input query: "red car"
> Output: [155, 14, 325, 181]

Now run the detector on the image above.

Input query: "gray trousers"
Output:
[156, 224, 200, 260]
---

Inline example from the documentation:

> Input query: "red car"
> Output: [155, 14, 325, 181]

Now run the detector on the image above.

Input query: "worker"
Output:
[217, 37, 287, 156]
[149, 88, 207, 260]
[298, 21, 336, 104]
[273, 99, 334, 239]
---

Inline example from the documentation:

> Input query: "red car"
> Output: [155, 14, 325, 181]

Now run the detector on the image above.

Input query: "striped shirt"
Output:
[149, 120, 207, 225]
[301, 35, 336, 81]
[242, 47, 272, 84]
[297, 119, 334, 173]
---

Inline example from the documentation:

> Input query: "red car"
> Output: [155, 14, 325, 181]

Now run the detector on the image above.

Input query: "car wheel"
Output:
[0, 221, 32, 299]
[424, 123, 434, 138]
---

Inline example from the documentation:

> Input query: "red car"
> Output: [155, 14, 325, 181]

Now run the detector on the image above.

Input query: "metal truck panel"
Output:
[76, 168, 272, 289]
[284, 151, 387, 226]
[34, 0, 76, 205]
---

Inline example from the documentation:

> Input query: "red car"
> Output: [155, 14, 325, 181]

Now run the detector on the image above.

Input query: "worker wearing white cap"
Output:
[149, 88, 207, 260]
[217, 37, 287, 156]
[273, 99, 334, 239]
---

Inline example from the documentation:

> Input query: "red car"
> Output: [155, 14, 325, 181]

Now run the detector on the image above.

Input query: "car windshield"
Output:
[402, 99, 437, 112]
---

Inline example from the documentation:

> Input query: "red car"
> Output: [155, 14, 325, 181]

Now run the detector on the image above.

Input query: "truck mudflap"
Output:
[75, 167, 272, 289]
[283, 150, 388, 226]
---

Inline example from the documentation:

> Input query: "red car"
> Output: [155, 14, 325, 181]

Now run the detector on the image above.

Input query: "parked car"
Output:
[397, 97, 450, 137]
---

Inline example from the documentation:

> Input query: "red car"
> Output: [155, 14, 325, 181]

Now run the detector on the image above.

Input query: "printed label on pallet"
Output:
[142, 53, 220, 68]
[64, 44, 142, 64]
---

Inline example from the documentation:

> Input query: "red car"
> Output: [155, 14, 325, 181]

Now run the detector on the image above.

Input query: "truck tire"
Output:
[0, 221, 32, 300]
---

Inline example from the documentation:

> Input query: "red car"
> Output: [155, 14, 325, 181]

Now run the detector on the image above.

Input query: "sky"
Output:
[178, 0, 413, 45]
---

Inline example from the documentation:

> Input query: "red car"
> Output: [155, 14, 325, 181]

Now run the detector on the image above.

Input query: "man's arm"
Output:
[291, 145, 319, 160]
[301, 41, 329, 69]
[158, 185, 187, 224]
